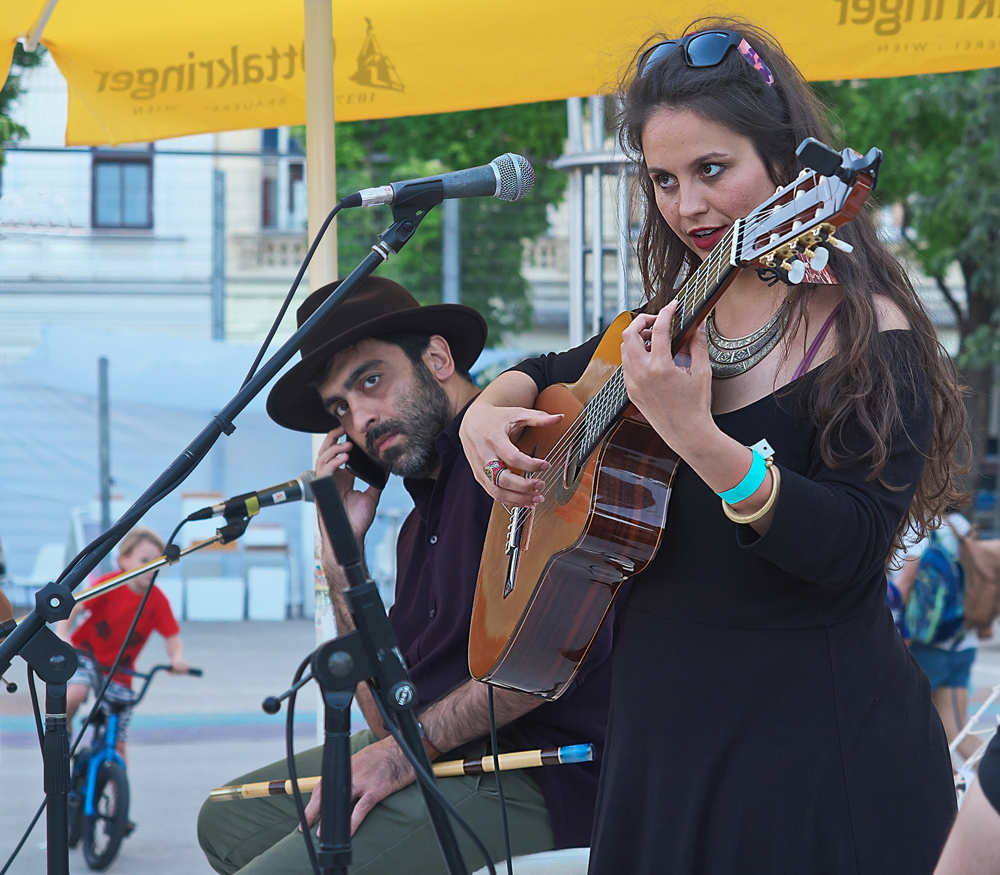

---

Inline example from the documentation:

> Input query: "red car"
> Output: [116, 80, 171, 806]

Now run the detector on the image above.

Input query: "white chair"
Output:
[472, 848, 590, 875]
[29, 543, 67, 584]
[246, 566, 288, 620]
[184, 576, 245, 621]
[6, 542, 67, 607]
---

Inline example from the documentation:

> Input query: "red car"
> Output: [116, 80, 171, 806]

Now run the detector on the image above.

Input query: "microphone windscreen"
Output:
[298, 470, 316, 503]
[492, 153, 534, 202]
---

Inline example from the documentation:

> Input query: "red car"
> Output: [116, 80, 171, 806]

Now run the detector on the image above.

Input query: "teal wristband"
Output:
[717, 449, 767, 504]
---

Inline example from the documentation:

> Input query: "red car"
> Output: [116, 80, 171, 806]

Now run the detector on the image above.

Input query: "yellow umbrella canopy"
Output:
[3, 0, 1000, 146]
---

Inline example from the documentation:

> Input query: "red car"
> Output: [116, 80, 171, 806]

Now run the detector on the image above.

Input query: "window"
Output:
[288, 162, 304, 211]
[92, 151, 153, 229]
[261, 160, 278, 228]
[262, 128, 279, 153]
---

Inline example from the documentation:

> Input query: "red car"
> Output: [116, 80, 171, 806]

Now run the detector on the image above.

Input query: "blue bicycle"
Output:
[67, 663, 202, 870]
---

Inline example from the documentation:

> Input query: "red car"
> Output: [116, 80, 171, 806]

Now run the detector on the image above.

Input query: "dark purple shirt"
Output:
[388, 401, 613, 849]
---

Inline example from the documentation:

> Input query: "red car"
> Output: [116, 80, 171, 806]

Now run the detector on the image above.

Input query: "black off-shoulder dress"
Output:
[511, 330, 956, 875]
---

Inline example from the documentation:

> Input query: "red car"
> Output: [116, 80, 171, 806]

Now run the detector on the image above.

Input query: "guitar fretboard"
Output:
[573, 223, 741, 466]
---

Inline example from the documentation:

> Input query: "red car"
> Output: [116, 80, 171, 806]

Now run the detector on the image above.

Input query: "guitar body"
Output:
[469, 312, 678, 699]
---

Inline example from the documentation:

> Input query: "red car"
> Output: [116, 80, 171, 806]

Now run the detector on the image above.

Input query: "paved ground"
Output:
[1, 620, 999, 875]
[0, 620, 334, 875]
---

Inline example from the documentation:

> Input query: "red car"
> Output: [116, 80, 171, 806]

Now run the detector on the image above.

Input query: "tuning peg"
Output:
[826, 235, 854, 254]
[787, 260, 807, 284]
[810, 246, 829, 272]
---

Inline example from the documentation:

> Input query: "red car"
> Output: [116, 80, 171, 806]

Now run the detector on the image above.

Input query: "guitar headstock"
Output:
[736, 140, 881, 282]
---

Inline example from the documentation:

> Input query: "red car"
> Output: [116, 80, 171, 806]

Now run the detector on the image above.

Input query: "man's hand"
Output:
[302, 735, 415, 836]
[316, 428, 382, 549]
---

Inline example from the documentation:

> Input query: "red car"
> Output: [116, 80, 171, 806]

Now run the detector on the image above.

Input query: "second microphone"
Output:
[188, 472, 315, 521]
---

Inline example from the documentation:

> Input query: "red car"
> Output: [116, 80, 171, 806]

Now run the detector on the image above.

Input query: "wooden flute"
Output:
[210, 743, 594, 802]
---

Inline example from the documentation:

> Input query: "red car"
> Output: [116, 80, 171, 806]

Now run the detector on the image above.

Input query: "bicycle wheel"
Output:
[81, 761, 129, 871]
[67, 748, 90, 849]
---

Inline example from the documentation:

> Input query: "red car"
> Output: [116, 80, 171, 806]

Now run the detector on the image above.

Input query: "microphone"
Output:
[188, 472, 315, 521]
[343, 153, 534, 208]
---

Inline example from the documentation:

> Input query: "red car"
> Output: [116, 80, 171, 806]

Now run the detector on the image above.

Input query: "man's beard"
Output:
[364, 362, 452, 478]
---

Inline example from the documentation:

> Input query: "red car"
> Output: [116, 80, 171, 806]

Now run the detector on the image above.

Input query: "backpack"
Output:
[957, 534, 1000, 632]
[905, 529, 965, 645]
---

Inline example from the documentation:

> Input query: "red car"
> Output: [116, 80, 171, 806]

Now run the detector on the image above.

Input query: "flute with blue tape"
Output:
[210, 744, 594, 802]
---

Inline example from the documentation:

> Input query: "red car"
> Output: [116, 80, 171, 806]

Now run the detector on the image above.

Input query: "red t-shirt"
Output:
[71, 573, 180, 688]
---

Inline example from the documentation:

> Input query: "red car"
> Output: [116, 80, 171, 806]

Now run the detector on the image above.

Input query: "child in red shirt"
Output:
[56, 527, 187, 758]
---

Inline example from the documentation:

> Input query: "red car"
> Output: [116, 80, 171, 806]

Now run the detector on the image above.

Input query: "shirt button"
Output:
[429, 535, 438, 544]
[429, 607, 436, 618]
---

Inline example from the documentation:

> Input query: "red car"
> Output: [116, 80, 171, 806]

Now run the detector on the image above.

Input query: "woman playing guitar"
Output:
[461, 17, 968, 875]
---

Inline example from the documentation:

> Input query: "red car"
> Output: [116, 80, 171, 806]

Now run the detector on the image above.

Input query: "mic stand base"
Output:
[311, 628, 469, 875]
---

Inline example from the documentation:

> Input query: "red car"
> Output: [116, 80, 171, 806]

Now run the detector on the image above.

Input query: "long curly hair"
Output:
[616, 16, 969, 556]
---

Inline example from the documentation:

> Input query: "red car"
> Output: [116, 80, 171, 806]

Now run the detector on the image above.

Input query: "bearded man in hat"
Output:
[198, 276, 613, 874]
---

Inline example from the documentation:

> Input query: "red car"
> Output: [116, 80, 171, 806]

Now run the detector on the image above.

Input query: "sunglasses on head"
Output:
[636, 30, 775, 88]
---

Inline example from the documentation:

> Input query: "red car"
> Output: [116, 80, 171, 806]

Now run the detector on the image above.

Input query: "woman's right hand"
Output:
[460, 375, 561, 506]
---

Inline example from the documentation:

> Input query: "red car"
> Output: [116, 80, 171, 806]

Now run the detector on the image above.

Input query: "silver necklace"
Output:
[705, 305, 788, 378]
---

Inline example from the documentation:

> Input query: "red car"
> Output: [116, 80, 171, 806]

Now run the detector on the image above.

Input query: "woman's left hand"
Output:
[620, 300, 716, 458]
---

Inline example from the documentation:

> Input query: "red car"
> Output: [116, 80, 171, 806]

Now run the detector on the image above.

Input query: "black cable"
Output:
[488, 686, 513, 875]
[3, 518, 188, 872]
[373, 695, 496, 875]
[284, 653, 322, 875]
[51, 198, 346, 596]
[68, 514, 186, 761]
[241, 201, 346, 387]
[51, 201, 348, 591]
[26, 668, 44, 749]
[55, 451, 211, 588]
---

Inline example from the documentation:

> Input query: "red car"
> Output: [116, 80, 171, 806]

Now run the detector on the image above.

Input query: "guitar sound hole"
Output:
[563, 431, 586, 490]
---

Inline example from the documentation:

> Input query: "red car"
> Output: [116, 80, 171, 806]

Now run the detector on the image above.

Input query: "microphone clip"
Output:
[217, 514, 252, 546]
[376, 199, 438, 259]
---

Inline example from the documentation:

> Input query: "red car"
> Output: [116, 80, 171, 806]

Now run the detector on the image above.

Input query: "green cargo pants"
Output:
[198, 730, 554, 874]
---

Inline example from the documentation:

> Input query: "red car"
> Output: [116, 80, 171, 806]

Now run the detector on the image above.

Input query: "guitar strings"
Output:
[525, 217, 753, 499]
[522, 191, 821, 501]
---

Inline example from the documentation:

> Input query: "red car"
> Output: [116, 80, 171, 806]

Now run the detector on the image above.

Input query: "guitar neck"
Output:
[575, 224, 741, 463]
[670, 222, 741, 354]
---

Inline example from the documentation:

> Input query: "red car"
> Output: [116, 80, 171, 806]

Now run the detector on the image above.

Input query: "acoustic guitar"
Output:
[468, 139, 881, 700]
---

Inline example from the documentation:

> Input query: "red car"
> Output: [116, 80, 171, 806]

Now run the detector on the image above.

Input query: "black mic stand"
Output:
[0, 513, 253, 875]
[277, 475, 468, 875]
[0, 196, 437, 875]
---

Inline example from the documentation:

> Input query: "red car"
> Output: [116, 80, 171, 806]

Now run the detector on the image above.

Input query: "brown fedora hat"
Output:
[266, 276, 487, 433]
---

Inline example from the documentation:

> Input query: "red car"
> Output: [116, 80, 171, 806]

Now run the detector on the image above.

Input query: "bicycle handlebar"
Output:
[87, 660, 203, 710]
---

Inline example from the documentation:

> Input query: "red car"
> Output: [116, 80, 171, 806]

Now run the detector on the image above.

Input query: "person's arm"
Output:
[55, 600, 87, 642]
[304, 679, 541, 835]
[315, 427, 385, 736]
[458, 370, 560, 507]
[732, 330, 931, 588]
[460, 333, 603, 508]
[933, 779, 1000, 875]
[164, 633, 189, 673]
[621, 305, 780, 535]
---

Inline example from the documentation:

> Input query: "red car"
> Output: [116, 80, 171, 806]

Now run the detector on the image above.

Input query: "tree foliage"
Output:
[293, 101, 568, 342]
[0, 44, 45, 166]
[817, 71, 1000, 473]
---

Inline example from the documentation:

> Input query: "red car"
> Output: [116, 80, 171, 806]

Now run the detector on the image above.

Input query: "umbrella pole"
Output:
[302, 0, 340, 748]
[303, 0, 338, 293]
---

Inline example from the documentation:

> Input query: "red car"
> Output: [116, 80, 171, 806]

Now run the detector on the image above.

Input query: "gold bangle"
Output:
[722, 464, 780, 524]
